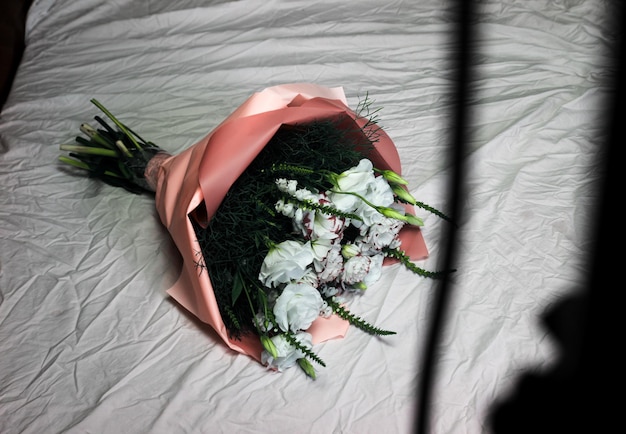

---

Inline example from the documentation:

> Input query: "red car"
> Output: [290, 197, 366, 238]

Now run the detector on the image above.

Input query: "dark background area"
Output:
[417, 1, 623, 433]
[0, 0, 34, 112]
[488, 5, 622, 429]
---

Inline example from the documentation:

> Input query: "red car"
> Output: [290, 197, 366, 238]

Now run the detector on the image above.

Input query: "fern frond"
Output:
[383, 248, 455, 278]
[283, 333, 326, 367]
[224, 306, 242, 332]
[325, 297, 396, 336]
[413, 200, 455, 225]
[282, 196, 363, 221]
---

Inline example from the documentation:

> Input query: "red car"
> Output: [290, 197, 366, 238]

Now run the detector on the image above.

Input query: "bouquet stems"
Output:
[59, 99, 168, 194]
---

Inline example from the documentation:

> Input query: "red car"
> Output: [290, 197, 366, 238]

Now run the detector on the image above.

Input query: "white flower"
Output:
[290, 193, 346, 241]
[253, 313, 274, 333]
[328, 159, 396, 228]
[259, 240, 314, 288]
[357, 215, 404, 252]
[319, 284, 339, 298]
[340, 252, 384, 289]
[319, 300, 333, 317]
[334, 158, 376, 193]
[298, 268, 320, 288]
[275, 198, 296, 218]
[261, 332, 313, 371]
[369, 175, 396, 207]
[311, 211, 346, 241]
[311, 238, 333, 262]
[294, 187, 318, 202]
[341, 254, 373, 285]
[328, 159, 376, 212]
[273, 282, 324, 332]
[314, 242, 344, 283]
[353, 176, 396, 227]
[275, 178, 298, 195]
[291, 207, 307, 234]
[304, 212, 346, 242]
[362, 253, 384, 288]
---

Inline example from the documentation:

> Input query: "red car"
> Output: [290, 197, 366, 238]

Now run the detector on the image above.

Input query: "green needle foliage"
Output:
[325, 297, 397, 336]
[383, 247, 456, 278]
[283, 332, 327, 367]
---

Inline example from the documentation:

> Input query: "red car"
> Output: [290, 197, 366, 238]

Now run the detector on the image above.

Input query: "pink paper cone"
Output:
[152, 83, 429, 362]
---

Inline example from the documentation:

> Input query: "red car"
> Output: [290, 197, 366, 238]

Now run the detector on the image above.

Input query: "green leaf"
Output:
[231, 269, 245, 306]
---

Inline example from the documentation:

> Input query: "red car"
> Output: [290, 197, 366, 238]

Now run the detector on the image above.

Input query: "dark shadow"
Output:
[0, 0, 34, 112]
[488, 1, 623, 432]
[416, 0, 623, 432]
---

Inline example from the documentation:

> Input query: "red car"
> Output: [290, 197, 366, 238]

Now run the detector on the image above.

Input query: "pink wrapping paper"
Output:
[152, 83, 429, 362]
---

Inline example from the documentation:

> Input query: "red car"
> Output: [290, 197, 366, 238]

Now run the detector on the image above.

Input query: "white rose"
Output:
[328, 159, 395, 227]
[328, 159, 377, 213]
[259, 240, 314, 288]
[335, 159, 376, 193]
[352, 176, 396, 227]
[273, 282, 324, 332]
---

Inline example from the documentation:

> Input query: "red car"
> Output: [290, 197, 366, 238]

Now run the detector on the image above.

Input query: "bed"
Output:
[0, 0, 619, 433]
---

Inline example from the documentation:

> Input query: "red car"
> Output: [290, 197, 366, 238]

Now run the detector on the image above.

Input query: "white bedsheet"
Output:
[0, 1, 613, 432]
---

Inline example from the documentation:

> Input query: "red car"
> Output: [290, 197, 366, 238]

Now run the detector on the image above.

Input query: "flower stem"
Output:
[59, 144, 118, 157]
[58, 156, 121, 178]
[90, 98, 143, 151]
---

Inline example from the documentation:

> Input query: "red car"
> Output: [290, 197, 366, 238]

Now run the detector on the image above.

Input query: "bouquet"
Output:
[59, 83, 452, 378]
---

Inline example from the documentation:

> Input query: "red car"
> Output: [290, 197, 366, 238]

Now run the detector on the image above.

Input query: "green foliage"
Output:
[279, 195, 363, 222]
[413, 200, 455, 225]
[283, 332, 326, 367]
[325, 297, 397, 336]
[383, 247, 456, 278]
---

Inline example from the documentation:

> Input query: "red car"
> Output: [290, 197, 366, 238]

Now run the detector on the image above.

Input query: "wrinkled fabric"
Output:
[0, 1, 612, 433]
